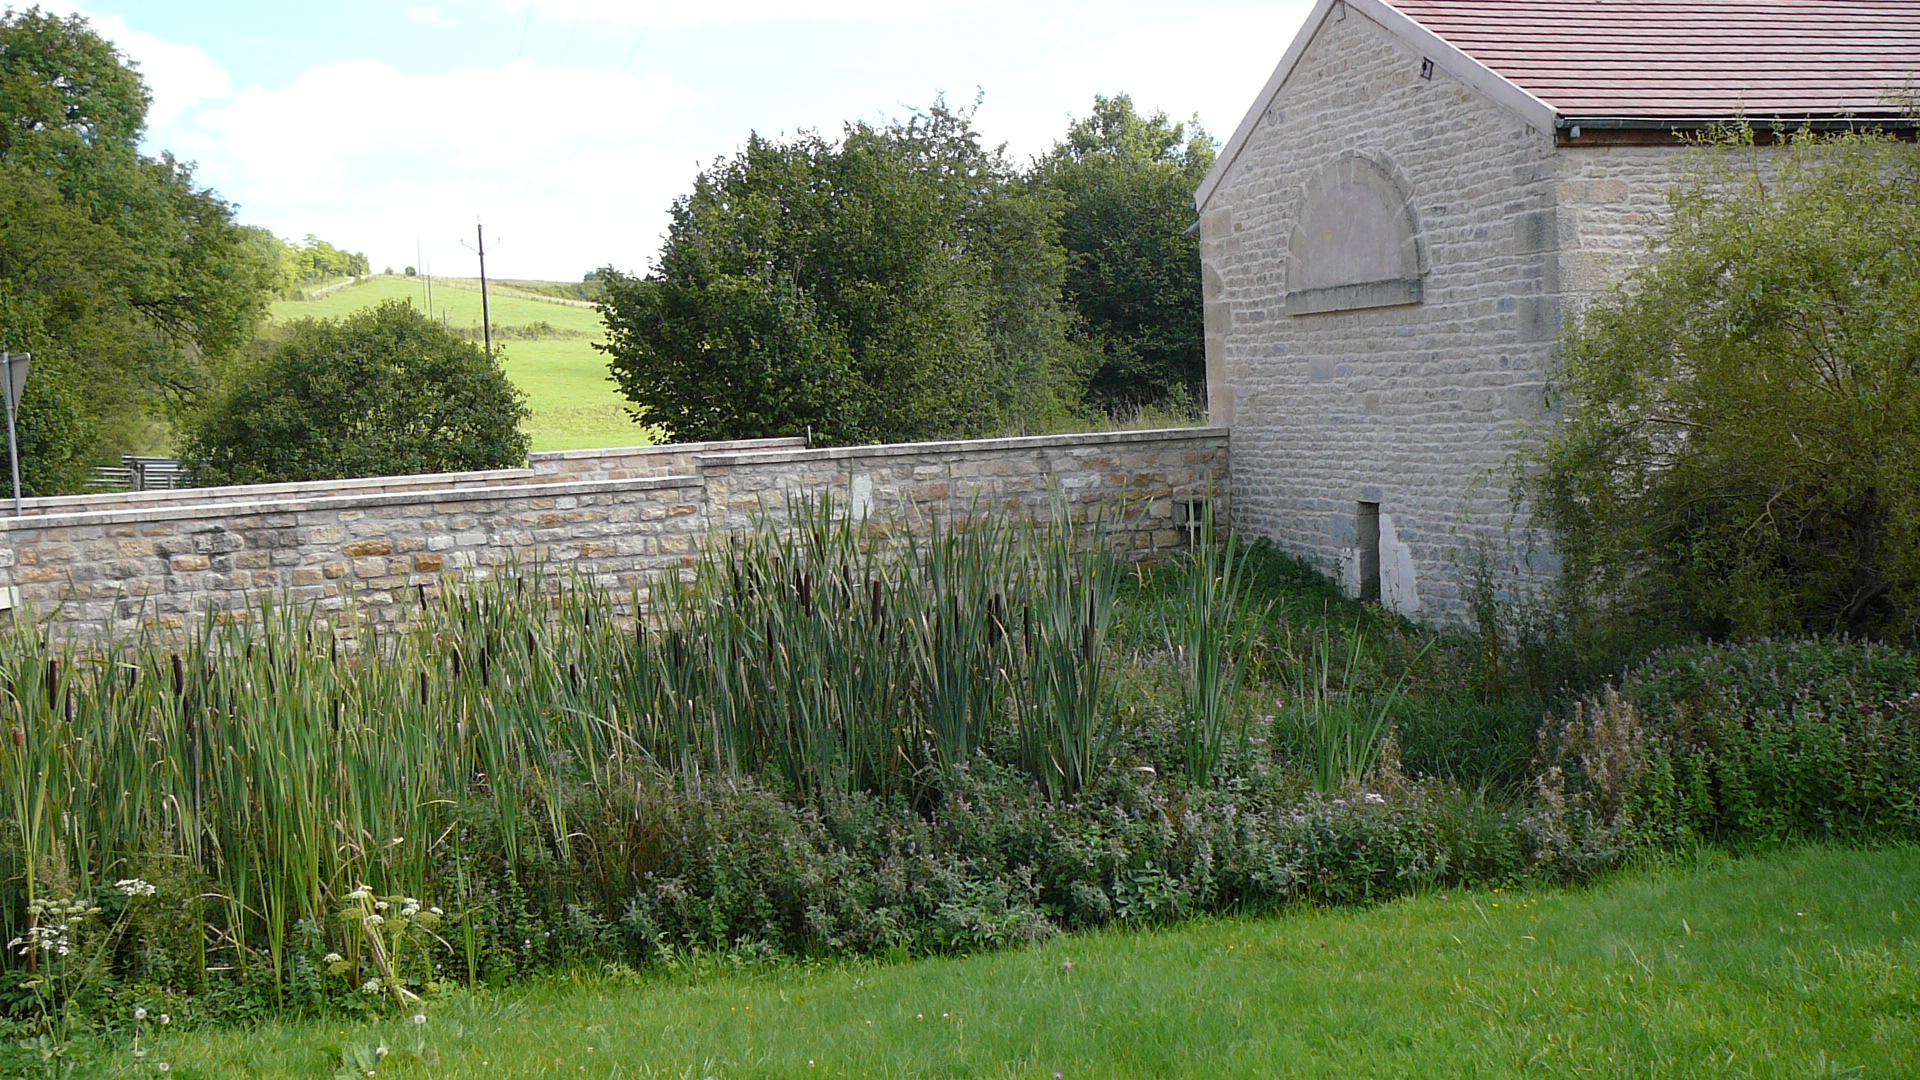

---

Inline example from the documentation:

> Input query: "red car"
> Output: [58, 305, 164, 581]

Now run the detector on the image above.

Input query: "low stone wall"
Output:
[0, 428, 1226, 639]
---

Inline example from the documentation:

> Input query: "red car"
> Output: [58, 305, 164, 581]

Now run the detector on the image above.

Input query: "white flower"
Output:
[346, 886, 373, 903]
[374, 900, 389, 912]
[1363, 792, 1386, 805]
[428, 906, 443, 916]
[375, 1045, 390, 1058]
[134, 1007, 148, 1020]
[156, 1064, 169, 1073]
[116, 878, 157, 898]
[365, 914, 385, 926]
[360, 977, 383, 994]
[158, 1014, 171, 1026]
[411, 1013, 427, 1025]
[323, 952, 344, 965]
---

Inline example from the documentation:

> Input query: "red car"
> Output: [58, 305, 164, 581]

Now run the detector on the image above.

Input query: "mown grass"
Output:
[268, 276, 647, 452]
[156, 844, 1920, 1079]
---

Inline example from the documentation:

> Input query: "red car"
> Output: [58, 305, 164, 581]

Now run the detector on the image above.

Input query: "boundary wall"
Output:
[0, 428, 1227, 639]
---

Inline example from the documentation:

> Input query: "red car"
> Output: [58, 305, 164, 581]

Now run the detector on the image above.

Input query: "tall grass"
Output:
[0, 496, 1124, 995]
[1164, 501, 1253, 785]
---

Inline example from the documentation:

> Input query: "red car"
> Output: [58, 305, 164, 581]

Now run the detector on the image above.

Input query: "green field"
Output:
[270, 275, 652, 452]
[155, 845, 1919, 1079]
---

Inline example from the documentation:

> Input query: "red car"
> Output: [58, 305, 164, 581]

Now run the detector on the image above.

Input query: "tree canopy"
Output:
[597, 102, 1091, 446]
[179, 300, 530, 485]
[1529, 129, 1920, 642]
[599, 96, 1217, 445]
[0, 7, 279, 488]
[1030, 94, 1216, 409]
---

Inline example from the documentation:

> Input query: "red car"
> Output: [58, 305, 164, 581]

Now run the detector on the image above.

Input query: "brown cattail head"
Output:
[44, 659, 59, 710]
[10, 728, 23, 747]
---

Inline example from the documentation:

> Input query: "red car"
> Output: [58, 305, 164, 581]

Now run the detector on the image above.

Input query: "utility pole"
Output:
[473, 220, 493, 356]
[1, 351, 30, 515]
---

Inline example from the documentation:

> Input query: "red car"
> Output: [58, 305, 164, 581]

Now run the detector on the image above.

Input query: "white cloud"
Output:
[523, 0, 962, 29]
[406, 6, 458, 25]
[178, 58, 697, 278]
[30, 1, 231, 128]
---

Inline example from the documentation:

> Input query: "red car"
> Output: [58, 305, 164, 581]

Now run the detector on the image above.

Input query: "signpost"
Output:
[1, 351, 29, 515]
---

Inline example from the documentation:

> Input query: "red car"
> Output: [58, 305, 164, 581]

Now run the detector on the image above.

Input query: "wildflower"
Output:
[1363, 792, 1386, 805]
[365, 914, 385, 926]
[156, 1065, 169, 1073]
[158, 1015, 171, 1026]
[375, 1045, 390, 1058]
[323, 952, 345, 965]
[411, 1013, 427, 1025]
[116, 878, 158, 897]
[1060, 960, 1072, 971]
[135, 1007, 148, 1020]
[374, 900, 389, 912]
[361, 978, 384, 994]
[347, 885, 373, 903]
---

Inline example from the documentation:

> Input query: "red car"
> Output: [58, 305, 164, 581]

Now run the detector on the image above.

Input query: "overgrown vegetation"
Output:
[1531, 127, 1920, 642]
[3, 501, 1914, 1053]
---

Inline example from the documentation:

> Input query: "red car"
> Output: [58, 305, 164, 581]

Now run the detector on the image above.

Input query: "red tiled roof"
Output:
[1388, 0, 1920, 120]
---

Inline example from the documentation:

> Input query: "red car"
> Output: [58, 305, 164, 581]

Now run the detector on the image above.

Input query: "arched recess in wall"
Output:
[1285, 152, 1425, 316]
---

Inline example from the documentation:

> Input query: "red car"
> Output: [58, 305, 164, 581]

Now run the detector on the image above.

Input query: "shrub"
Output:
[1529, 129, 1920, 641]
[178, 300, 529, 485]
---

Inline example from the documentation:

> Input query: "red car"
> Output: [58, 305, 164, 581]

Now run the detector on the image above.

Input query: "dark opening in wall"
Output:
[1358, 501, 1381, 603]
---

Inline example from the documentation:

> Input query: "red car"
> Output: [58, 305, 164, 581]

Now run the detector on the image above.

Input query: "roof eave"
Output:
[1193, 0, 1558, 212]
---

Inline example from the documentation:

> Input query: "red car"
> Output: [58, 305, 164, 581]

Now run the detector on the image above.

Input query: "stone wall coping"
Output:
[0, 473, 704, 533]
[527, 436, 808, 463]
[21, 466, 547, 515]
[695, 425, 1228, 467]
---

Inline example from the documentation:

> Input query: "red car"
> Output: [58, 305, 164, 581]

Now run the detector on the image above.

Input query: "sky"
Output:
[28, 0, 1318, 282]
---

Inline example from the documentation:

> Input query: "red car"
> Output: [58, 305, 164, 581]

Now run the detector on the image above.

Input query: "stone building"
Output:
[1196, 0, 1920, 623]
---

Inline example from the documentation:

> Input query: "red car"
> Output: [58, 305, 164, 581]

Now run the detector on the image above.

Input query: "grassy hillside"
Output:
[270, 275, 651, 452]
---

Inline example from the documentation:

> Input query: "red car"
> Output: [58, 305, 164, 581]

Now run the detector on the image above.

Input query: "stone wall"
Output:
[0, 428, 1226, 639]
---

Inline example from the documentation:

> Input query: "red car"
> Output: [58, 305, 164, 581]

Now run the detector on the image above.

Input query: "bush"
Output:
[179, 300, 529, 484]
[1530, 129, 1920, 641]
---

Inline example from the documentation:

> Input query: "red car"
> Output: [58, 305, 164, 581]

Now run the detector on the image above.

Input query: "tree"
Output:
[1030, 95, 1216, 411]
[179, 301, 530, 485]
[598, 101, 1088, 445]
[1529, 129, 1920, 641]
[0, 8, 279, 480]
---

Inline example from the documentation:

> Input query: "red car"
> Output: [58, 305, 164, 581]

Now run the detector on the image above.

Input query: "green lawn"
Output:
[156, 845, 1920, 1079]
[270, 276, 651, 452]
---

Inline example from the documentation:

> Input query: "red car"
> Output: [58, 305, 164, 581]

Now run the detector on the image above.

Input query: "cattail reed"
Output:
[0, 491, 1135, 1000]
